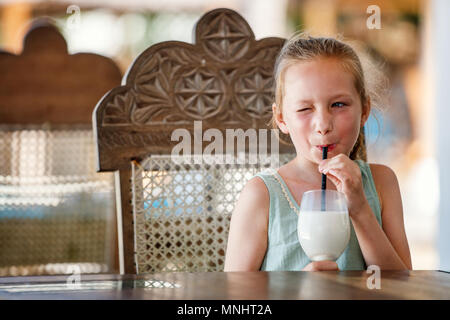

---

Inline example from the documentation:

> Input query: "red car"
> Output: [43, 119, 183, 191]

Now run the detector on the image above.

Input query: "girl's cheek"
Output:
[338, 114, 361, 143]
[288, 120, 309, 135]
[337, 112, 359, 129]
[292, 113, 310, 125]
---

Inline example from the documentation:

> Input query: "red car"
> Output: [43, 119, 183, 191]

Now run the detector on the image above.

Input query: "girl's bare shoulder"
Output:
[368, 163, 400, 212]
[236, 174, 270, 213]
[368, 163, 398, 185]
[245, 174, 270, 197]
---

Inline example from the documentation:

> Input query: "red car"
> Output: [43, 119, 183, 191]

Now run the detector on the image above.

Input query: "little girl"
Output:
[224, 33, 412, 272]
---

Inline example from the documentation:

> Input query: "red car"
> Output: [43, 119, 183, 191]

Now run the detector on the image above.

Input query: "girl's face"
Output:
[275, 58, 370, 165]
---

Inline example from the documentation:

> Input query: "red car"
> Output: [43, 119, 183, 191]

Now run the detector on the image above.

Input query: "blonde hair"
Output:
[271, 32, 388, 160]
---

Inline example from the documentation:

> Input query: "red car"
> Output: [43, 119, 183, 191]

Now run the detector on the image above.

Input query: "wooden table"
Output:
[0, 271, 449, 300]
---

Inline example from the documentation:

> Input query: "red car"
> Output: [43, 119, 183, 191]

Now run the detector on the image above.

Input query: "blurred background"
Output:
[0, 0, 448, 273]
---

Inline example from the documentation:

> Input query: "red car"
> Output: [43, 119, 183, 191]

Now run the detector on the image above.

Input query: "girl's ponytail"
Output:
[349, 130, 367, 161]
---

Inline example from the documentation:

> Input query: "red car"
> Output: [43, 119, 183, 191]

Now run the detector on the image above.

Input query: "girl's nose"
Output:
[314, 110, 333, 135]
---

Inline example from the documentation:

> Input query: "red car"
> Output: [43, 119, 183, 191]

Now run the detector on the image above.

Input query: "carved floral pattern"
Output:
[95, 9, 287, 165]
[235, 67, 275, 119]
[197, 11, 252, 62]
[174, 68, 225, 119]
[103, 90, 136, 124]
[99, 9, 283, 127]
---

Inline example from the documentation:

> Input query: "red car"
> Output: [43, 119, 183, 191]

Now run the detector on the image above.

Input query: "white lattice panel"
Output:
[131, 154, 294, 273]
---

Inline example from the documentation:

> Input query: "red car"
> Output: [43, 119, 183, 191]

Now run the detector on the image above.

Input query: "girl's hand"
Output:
[302, 260, 340, 271]
[318, 153, 369, 218]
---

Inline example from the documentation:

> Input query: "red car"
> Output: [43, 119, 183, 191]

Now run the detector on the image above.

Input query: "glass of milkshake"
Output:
[297, 189, 350, 262]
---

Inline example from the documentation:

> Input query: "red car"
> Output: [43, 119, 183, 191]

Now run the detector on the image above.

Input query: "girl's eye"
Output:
[332, 102, 346, 108]
[297, 108, 311, 112]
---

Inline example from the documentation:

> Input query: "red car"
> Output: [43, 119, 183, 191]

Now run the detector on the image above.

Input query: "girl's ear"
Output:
[272, 103, 289, 134]
[360, 96, 371, 128]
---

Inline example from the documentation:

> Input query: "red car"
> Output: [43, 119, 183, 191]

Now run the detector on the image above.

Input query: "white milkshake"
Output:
[297, 210, 350, 261]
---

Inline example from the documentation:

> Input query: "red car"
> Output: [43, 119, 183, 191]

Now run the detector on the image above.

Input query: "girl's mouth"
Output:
[316, 144, 336, 152]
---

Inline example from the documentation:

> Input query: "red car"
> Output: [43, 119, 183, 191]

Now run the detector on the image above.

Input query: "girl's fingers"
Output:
[325, 170, 340, 185]
[302, 260, 339, 271]
[320, 155, 350, 172]
[321, 159, 358, 176]
[322, 162, 345, 173]
[326, 169, 352, 187]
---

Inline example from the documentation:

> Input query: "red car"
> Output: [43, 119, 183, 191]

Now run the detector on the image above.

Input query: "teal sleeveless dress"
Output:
[254, 159, 382, 271]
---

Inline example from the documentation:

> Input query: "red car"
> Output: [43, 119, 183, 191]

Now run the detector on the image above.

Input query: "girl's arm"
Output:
[349, 164, 412, 270]
[355, 163, 412, 270]
[224, 177, 270, 271]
